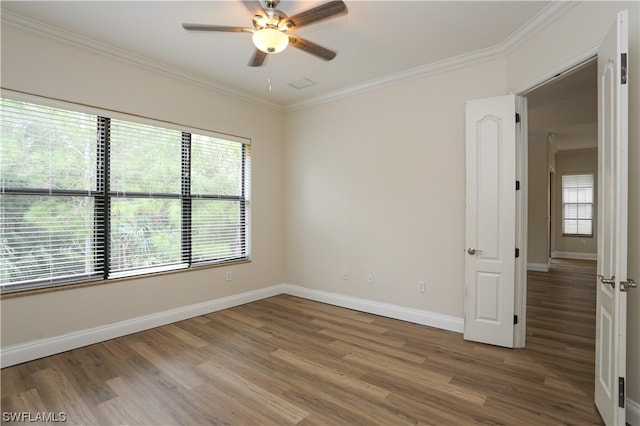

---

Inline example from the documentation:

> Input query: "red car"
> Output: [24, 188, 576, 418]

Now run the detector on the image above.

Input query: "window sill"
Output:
[0, 258, 252, 300]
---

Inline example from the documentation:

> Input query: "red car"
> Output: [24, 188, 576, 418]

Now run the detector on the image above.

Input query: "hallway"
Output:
[526, 258, 600, 420]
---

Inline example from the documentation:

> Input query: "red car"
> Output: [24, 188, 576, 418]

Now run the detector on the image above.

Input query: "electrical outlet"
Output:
[367, 273, 374, 284]
[417, 280, 425, 293]
[226, 271, 232, 281]
[342, 271, 349, 280]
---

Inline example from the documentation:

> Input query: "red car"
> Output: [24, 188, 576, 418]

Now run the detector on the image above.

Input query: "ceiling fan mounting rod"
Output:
[259, 0, 290, 27]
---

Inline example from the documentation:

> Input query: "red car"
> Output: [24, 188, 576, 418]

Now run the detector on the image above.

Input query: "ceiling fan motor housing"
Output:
[253, 7, 290, 31]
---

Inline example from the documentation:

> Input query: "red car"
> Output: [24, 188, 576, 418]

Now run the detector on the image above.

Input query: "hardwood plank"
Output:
[318, 322, 407, 348]
[161, 323, 210, 349]
[193, 341, 294, 396]
[29, 367, 100, 424]
[197, 360, 309, 424]
[331, 340, 452, 385]
[0, 388, 48, 419]
[101, 376, 174, 425]
[0, 259, 603, 425]
[114, 355, 226, 425]
[129, 342, 205, 390]
[322, 328, 427, 363]
[270, 348, 390, 401]
[265, 295, 376, 324]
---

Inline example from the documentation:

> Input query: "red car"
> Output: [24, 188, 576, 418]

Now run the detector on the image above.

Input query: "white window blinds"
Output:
[0, 96, 250, 293]
[0, 98, 104, 288]
[191, 135, 250, 263]
[562, 173, 594, 236]
[108, 119, 183, 275]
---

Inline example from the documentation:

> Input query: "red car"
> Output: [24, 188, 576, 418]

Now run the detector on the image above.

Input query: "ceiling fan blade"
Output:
[182, 23, 250, 32]
[282, 0, 347, 29]
[248, 49, 268, 67]
[287, 35, 336, 61]
[241, 0, 264, 16]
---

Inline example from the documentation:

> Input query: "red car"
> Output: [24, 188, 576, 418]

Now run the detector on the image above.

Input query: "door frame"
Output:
[511, 46, 600, 347]
[548, 168, 555, 265]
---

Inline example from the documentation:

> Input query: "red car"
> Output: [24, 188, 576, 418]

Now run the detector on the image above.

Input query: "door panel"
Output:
[595, 10, 628, 426]
[476, 273, 501, 322]
[464, 95, 519, 348]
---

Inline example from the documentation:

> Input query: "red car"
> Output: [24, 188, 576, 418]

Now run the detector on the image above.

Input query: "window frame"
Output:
[0, 91, 251, 294]
[561, 172, 594, 237]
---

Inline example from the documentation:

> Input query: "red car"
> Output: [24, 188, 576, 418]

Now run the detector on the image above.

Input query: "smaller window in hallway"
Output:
[562, 173, 593, 237]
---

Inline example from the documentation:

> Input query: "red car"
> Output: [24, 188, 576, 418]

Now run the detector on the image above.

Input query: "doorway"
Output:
[526, 258, 598, 400]
[525, 57, 598, 358]
[523, 58, 598, 386]
[548, 170, 554, 264]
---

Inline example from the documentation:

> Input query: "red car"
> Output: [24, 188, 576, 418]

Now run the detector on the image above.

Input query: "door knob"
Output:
[621, 278, 637, 292]
[597, 275, 615, 289]
[467, 248, 482, 255]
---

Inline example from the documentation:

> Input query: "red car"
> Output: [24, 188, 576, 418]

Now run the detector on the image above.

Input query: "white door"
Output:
[595, 10, 629, 426]
[464, 95, 521, 348]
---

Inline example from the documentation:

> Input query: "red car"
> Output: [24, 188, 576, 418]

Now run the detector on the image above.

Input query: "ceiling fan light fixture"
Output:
[252, 28, 289, 53]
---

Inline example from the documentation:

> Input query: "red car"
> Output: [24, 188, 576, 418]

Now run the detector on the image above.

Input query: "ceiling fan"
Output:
[182, 0, 348, 67]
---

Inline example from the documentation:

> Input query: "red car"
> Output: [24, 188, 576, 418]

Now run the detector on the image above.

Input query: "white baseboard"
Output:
[628, 398, 640, 426]
[282, 284, 464, 333]
[1, 283, 464, 368]
[527, 262, 549, 272]
[551, 251, 597, 260]
[0, 284, 286, 368]
[2, 281, 635, 422]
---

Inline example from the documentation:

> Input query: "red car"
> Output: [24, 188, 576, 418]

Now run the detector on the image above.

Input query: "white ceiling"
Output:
[527, 60, 597, 110]
[527, 59, 598, 151]
[2, 1, 564, 110]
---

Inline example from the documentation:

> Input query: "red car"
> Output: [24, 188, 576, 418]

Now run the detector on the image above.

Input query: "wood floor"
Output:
[1, 260, 602, 425]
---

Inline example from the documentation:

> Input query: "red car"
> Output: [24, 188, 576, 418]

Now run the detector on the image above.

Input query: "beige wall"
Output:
[284, 58, 507, 319]
[529, 91, 597, 133]
[2, 0, 639, 410]
[552, 148, 598, 256]
[527, 136, 549, 266]
[507, 0, 640, 408]
[0, 25, 285, 346]
[286, 0, 639, 406]
[527, 72, 598, 267]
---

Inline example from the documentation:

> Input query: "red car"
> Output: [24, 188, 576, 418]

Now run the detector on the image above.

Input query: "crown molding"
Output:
[500, 1, 580, 54]
[2, 2, 578, 114]
[511, 41, 599, 95]
[1, 10, 285, 113]
[285, 1, 579, 112]
[284, 45, 505, 112]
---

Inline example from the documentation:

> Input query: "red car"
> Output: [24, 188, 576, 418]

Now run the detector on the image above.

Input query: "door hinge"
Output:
[514, 315, 519, 325]
[619, 377, 625, 408]
[515, 113, 521, 123]
[516, 180, 520, 191]
[621, 53, 627, 85]
[515, 248, 520, 258]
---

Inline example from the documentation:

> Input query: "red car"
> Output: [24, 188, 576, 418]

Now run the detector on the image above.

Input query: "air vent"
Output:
[288, 78, 317, 89]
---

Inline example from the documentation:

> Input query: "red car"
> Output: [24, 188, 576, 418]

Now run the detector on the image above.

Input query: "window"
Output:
[0, 96, 250, 293]
[562, 173, 593, 236]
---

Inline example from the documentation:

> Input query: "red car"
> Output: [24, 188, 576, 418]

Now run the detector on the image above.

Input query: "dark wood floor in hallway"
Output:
[1, 259, 602, 425]
[525, 258, 599, 419]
